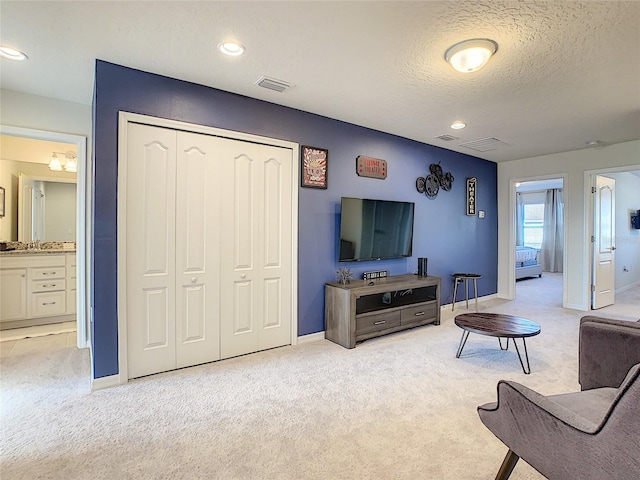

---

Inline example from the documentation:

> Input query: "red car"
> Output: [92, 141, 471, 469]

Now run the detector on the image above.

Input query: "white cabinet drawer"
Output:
[31, 291, 66, 317]
[31, 267, 65, 280]
[32, 279, 66, 293]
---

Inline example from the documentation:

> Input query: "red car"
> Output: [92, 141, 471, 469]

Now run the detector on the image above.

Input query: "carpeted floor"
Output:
[0, 274, 637, 479]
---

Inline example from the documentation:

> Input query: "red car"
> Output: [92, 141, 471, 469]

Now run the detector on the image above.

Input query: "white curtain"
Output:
[541, 189, 563, 272]
[516, 192, 524, 246]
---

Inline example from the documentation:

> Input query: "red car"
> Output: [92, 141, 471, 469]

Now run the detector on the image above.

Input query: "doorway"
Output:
[513, 177, 566, 306]
[0, 125, 90, 349]
[587, 167, 640, 310]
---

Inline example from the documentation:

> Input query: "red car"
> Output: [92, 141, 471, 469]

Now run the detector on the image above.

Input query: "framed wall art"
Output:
[301, 145, 328, 189]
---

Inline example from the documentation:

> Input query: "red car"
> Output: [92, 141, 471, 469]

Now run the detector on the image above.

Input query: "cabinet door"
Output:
[0, 269, 28, 321]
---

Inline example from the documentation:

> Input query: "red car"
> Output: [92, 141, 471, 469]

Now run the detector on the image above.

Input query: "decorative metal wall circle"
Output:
[416, 163, 454, 198]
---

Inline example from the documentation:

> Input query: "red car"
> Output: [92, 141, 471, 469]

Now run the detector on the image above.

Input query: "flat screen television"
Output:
[339, 197, 415, 262]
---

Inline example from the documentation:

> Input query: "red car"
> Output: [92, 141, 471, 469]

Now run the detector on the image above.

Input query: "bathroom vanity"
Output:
[0, 250, 76, 329]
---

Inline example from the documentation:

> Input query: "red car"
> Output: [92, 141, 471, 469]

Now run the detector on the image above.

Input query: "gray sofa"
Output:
[477, 315, 640, 480]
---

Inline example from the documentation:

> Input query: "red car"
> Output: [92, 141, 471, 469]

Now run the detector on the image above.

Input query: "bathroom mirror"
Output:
[0, 135, 77, 242]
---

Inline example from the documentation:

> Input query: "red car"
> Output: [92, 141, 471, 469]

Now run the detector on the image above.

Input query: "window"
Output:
[523, 203, 544, 249]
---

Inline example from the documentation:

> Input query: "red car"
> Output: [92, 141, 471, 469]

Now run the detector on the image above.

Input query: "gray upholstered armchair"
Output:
[477, 315, 640, 480]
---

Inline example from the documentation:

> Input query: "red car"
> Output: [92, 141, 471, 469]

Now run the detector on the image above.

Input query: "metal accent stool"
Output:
[451, 273, 482, 311]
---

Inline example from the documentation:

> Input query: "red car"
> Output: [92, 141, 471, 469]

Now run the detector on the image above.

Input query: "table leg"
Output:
[452, 278, 459, 311]
[513, 337, 532, 374]
[498, 337, 510, 350]
[465, 278, 469, 309]
[473, 278, 478, 311]
[456, 330, 470, 358]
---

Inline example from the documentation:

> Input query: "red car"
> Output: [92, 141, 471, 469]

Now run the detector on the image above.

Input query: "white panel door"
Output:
[592, 175, 616, 309]
[126, 124, 178, 378]
[175, 132, 221, 368]
[220, 139, 292, 359]
[18, 173, 33, 242]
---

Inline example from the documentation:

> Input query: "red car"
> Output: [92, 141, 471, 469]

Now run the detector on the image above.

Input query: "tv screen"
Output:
[339, 197, 414, 262]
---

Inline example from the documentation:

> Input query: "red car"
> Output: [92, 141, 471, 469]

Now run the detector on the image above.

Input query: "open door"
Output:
[18, 173, 34, 242]
[592, 175, 616, 309]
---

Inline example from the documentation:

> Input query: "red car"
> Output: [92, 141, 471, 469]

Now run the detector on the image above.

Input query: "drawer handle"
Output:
[414, 311, 426, 316]
[43, 272, 58, 276]
[42, 301, 57, 306]
[374, 320, 386, 325]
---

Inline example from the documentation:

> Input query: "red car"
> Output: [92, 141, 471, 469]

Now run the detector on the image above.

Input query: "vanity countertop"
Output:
[0, 249, 76, 256]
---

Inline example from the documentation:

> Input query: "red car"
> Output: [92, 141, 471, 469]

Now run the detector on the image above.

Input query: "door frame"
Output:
[0, 124, 90, 349]
[584, 164, 640, 310]
[116, 112, 299, 384]
[507, 173, 568, 306]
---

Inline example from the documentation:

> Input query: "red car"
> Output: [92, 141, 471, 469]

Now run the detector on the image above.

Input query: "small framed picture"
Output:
[0, 186, 5, 217]
[301, 145, 328, 189]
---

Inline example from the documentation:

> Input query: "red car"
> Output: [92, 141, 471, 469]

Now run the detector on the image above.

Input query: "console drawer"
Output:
[401, 302, 437, 325]
[356, 310, 401, 335]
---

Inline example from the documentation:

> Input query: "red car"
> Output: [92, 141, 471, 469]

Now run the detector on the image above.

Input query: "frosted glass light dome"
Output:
[445, 39, 498, 73]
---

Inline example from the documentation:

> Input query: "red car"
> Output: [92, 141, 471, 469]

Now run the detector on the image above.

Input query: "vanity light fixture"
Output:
[48, 153, 63, 171]
[450, 121, 466, 130]
[218, 41, 245, 56]
[48, 151, 77, 172]
[0, 46, 28, 61]
[445, 39, 497, 73]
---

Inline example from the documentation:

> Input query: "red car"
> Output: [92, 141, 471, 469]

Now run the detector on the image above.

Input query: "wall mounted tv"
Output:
[339, 197, 415, 262]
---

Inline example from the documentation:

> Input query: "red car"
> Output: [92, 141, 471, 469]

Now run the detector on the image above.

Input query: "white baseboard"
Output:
[297, 331, 325, 344]
[91, 373, 124, 391]
[616, 280, 640, 294]
[442, 293, 498, 312]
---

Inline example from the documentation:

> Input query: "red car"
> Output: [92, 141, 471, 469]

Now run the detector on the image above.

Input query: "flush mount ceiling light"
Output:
[217, 41, 245, 56]
[450, 121, 466, 130]
[445, 39, 497, 73]
[0, 46, 28, 61]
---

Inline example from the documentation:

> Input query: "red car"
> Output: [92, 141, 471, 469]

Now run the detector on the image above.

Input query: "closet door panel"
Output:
[126, 124, 177, 379]
[259, 154, 292, 348]
[221, 140, 292, 359]
[175, 132, 221, 368]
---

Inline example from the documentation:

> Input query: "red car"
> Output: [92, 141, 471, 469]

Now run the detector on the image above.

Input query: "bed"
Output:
[516, 246, 543, 280]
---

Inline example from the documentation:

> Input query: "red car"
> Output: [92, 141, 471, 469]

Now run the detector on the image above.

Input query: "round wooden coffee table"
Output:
[454, 313, 541, 374]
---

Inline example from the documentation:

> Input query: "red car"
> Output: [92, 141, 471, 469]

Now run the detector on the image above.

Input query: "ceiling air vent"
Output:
[435, 134, 459, 142]
[255, 75, 293, 93]
[460, 137, 512, 152]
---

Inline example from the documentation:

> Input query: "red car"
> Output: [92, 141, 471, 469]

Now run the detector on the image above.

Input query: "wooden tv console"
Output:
[325, 274, 441, 349]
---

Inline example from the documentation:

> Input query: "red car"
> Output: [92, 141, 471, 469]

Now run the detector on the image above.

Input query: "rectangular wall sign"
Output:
[466, 177, 477, 215]
[356, 156, 387, 179]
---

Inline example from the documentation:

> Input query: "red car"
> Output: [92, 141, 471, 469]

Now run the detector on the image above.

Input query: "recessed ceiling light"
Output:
[445, 39, 497, 73]
[450, 121, 466, 130]
[0, 46, 28, 61]
[218, 42, 245, 56]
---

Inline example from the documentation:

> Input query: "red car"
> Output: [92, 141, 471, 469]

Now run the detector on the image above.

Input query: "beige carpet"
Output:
[1, 274, 637, 479]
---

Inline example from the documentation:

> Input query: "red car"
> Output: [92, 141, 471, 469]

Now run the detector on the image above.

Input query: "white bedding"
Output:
[515, 246, 538, 264]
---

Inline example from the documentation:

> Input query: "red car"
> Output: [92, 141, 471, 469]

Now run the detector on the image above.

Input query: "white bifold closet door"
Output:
[126, 123, 292, 379]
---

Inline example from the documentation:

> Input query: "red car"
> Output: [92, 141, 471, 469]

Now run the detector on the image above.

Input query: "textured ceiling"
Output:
[1, 1, 639, 162]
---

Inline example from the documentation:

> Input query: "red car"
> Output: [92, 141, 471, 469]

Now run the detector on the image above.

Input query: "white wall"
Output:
[0, 90, 91, 136]
[604, 172, 640, 291]
[498, 140, 640, 310]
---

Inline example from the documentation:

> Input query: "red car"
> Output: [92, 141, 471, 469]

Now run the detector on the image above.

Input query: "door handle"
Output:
[611, 246, 616, 251]
[191, 277, 197, 283]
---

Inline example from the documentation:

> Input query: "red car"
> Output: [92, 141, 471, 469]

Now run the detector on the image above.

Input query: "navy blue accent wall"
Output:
[93, 60, 497, 378]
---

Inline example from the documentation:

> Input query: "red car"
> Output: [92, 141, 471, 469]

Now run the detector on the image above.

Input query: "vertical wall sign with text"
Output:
[301, 145, 328, 189]
[466, 177, 477, 215]
[356, 156, 387, 179]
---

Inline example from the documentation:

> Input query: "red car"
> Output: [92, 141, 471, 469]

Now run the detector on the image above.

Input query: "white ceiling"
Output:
[1, 1, 639, 163]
